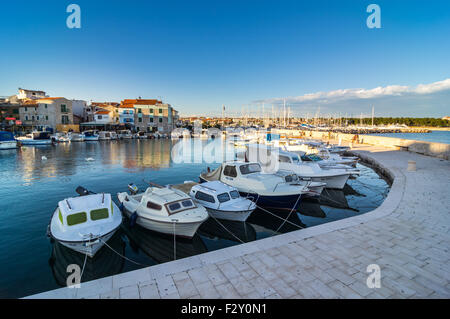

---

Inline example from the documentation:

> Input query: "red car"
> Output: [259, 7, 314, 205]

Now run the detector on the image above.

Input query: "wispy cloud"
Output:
[254, 79, 450, 117]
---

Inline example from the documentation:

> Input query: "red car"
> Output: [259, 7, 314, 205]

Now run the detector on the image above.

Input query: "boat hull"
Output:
[0, 141, 18, 149]
[17, 139, 52, 145]
[205, 207, 254, 222]
[309, 174, 349, 190]
[56, 228, 117, 258]
[120, 205, 204, 239]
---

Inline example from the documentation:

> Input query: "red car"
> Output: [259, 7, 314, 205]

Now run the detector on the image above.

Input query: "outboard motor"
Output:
[76, 186, 90, 196]
[128, 183, 139, 195]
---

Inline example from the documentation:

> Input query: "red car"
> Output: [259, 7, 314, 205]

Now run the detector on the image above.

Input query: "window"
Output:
[61, 115, 69, 124]
[195, 191, 215, 203]
[90, 208, 109, 221]
[45, 116, 48, 121]
[25, 116, 28, 121]
[138, 117, 142, 123]
[150, 118, 154, 123]
[36, 116, 39, 120]
[181, 200, 193, 208]
[98, 115, 103, 119]
[223, 165, 238, 177]
[61, 104, 67, 113]
[58, 209, 64, 224]
[31, 116, 34, 121]
[239, 163, 261, 175]
[230, 190, 240, 199]
[217, 193, 230, 203]
[150, 109, 154, 114]
[279, 155, 291, 163]
[25, 107, 27, 112]
[13, 109, 19, 114]
[159, 117, 162, 123]
[44, 104, 47, 109]
[67, 212, 87, 226]
[159, 108, 163, 114]
[147, 201, 162, 210]
[138, 109, 142, 113]
[168, 202, 181, 212]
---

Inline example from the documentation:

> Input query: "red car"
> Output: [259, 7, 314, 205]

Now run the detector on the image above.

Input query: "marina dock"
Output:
[27, 141, 450, 299]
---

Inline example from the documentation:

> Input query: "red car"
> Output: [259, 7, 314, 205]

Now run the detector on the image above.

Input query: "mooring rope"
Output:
[209, 214, 246, 244]
[274, 193, 303, 233]
[98, 237, 150, 267]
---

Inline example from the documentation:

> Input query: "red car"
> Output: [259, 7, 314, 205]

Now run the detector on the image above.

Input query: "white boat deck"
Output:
[27, 142, 450, 299]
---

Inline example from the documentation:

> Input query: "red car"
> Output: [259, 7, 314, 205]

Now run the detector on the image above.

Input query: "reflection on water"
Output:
[49, 233, 125, 287]
[0, 140, 389, 298]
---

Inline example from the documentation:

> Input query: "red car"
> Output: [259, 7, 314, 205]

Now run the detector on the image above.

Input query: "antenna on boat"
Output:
[102, 193, 104, 204]
[66, 199, 72, 210]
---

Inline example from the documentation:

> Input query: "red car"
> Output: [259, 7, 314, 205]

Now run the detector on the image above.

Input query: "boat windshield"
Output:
[217, 193, 230, 203]
[229, 190, 240, 199]
[239, 163, 261, 175]
[291, 155, 300, 163]
[167, 199, 195, 214]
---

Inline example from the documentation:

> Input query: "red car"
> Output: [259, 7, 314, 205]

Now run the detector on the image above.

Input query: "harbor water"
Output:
[368, 130, 450, 144]
[0, 139, 389, 298]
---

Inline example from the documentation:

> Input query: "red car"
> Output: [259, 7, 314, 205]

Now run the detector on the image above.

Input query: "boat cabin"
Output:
[190, 181, 241, 207]
[55, 193, 114, 229]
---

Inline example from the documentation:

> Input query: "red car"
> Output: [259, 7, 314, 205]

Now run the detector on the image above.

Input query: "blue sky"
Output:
[0, 0, 449, 117]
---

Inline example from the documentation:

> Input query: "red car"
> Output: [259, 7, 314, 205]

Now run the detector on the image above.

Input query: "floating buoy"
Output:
[41, 156, 47, 160]
[85, 157, 94, 161]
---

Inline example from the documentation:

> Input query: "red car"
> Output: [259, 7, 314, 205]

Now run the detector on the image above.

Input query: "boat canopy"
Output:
[0, 131, 14, 141]
[57, 193, 113, 226]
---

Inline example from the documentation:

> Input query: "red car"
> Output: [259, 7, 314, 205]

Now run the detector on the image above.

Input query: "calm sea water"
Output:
[368, 130, 450, 144]
[0, 139, 389, 298]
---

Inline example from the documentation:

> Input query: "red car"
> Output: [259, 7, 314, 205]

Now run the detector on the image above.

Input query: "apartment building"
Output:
[19, 97, 74, 131]
[119, 99, 178, 133]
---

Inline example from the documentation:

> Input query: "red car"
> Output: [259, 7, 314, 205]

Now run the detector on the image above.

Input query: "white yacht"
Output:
[118, 130, 133, 139]
[200, 161, 310, 211]
[98, 131, 112, 140]
[0, 131, 18, 149]
[48, 187, 123, 257]
[16, 131, 52, 145]
[69, 132, 85, 142]
[83, 130, 100, 141]
[245, 144, 353, 189]
[117, 185, 209, 238]
[110, 132, 118, 140]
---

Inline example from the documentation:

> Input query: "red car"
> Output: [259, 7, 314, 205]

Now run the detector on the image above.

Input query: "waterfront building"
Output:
[119, 99, 178, 133]
[17, 88, 47, 100]
[19, 97, 75, 132]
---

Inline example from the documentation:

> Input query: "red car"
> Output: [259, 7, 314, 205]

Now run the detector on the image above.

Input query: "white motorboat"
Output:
[135, 131, 148, 139]
[191, 181, 256, 221]
[172, 181, 256, 222]
[200, 161, 310, 211]
[98, 131, 112, 140]
[69, 132, 85, 142]
[83, 130, 100, 141]
[118, 130, 133, 139]
[52, 132, 70, 143]
[110, 132, 118, 140]
[48, 187, 123, 257]
[245, 144, 352, 190]
[0, 131, 18, 149]
[117, 185, 209, 238]
[16, 131, 53, 145]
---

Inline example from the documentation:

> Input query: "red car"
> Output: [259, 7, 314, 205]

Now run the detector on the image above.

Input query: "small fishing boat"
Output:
[0, 131, 18, 149]
[171, 181, 256, 222]
[199, 161, 310, 211]
[135, 131, 148, 139]
[98, 131, 112, 140]
[69, 132, 85, 142]
[48, 187, 123, 257]
[117, 184, 209, 238]
[83, 130, 100, 141]
[190, 181, 256, 221]
[16, 131, 52, 145]
[118, 130, 133, 139]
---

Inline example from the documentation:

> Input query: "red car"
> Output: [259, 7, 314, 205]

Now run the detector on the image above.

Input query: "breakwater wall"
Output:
[278, 129, 450, 160]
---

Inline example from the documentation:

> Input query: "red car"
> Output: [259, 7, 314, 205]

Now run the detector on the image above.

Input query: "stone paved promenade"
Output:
[28, 144, 450, 299]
